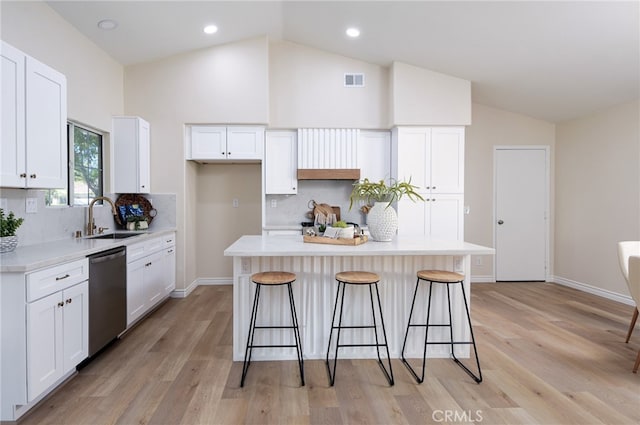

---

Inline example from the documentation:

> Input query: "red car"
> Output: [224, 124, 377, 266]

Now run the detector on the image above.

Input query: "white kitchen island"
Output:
[224, 235, 494, 362]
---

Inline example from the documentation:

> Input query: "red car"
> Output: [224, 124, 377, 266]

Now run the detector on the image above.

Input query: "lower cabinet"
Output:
[126, 232, 176, 326]
[397, 194, 464, 241]
[27, 281, 88, 401]
[1, 258, 89, 421]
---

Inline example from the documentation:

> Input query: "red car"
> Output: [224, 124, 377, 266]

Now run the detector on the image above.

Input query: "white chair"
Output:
[617, 241, 640, 344]
[628, 255, 640, 373]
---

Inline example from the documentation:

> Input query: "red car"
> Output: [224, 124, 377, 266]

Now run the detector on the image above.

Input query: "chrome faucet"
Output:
[87, 196, 118, 236]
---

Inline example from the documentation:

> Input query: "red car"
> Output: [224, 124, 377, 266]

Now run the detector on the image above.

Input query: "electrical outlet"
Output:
[232, 198, 239, 208]
[270, 199, 277, 208]
[241, 257, 251, 274]
[475, 257, 483, 266]
[26, 197, 38, 213]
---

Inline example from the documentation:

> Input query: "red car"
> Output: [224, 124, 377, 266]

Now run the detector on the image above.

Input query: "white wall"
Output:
[390, 61, 471, 126]
[555, 100, 640, 297]
[124, 36, 270, 290]
[269, 40, 388, 129]
[465, 103, 556, 279]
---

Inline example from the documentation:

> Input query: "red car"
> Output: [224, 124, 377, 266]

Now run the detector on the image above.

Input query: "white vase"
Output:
[367, 202, 398, 241]
[0, 235, 18, 253]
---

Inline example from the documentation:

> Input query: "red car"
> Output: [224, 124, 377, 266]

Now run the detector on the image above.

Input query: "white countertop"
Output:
[0, 228, 176, 273]
[224, 235, 494, 257]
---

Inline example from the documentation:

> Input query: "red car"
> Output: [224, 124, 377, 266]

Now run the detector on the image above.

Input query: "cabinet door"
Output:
[62, 281, 88, 373]
[428, 194, 464, 241]
[358, 130, 391, 183]
[430, 127, 464, 194]
[163, 246, 176, 296]
[25, 56, 67, 189]
[145, 250, 165, 307]
[189, 126, 226, 160]
[113, 116, 151, 194]
[127, 257, 147, 326]
[265, 131, 297, 194]
[394, 127, 430, 190]
[396, 198, 427, 237]
[227, 126, 264, 160]
[1, 41, 26, 187]
[27, 292, 63, 401]
[137, 119, 151, 193]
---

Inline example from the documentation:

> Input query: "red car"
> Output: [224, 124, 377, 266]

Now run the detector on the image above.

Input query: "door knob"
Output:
[497, 220, 504, 225]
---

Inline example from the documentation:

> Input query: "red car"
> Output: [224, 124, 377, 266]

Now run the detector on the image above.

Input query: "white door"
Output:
[495, 147, 548, 281]
[1, 41, 26, 187]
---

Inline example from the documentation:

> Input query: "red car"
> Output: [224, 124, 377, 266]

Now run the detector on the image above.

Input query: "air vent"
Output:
[344, 73, 365, 87]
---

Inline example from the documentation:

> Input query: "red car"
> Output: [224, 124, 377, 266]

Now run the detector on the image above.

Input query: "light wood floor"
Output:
[17, 282, 640, 425]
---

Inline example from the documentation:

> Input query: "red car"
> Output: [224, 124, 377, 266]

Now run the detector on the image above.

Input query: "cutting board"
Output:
[303, 235, 368, 246]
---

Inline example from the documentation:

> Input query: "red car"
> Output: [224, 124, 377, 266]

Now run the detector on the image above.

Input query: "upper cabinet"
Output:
[186, 125, 264, 163]
[357, 130, 391, 184]
[1, 41, 67, 189]
[265, 130, 297, 194]
[113, 116, 151, 194]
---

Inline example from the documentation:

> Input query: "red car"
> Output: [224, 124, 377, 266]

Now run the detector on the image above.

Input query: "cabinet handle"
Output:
[20, 173, 27, 178]
[56, 274, 70, 281]
[57, 301, 64, 308]
[432, 186, 436, 190]
[30, 174, 37, 179]
[66, 298, 72, 304]
[167, 249, 174, 254]
[145, 262, 152, 267]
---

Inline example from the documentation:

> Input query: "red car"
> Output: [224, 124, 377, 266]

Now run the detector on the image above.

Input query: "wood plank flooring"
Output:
[17, 282, 640, 425]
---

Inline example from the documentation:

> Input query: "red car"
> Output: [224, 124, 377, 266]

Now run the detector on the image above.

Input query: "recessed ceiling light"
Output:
[203, 24, 218, 35]
[97, 19, 118, 31]
[346, 27, 360, 38]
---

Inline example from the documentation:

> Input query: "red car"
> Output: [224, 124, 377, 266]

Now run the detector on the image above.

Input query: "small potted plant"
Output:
[349, 178, 424, 241]
[0, 208, 24, 253]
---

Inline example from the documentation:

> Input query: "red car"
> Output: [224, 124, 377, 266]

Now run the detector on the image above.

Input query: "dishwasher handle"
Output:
[89, 248, 126, 264]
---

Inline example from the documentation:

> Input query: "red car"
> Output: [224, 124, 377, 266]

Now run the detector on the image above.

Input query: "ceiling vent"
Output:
[344, 73, 365, 87]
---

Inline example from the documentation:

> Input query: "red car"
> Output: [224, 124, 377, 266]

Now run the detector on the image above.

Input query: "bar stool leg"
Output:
[450, 281, 482, 383]
[371, 283, 394, 385]
[286, 282, 305, 386]
[402, 278, 423, 382]
[241, 283, 261, 387]
[326, 281, 346, 386]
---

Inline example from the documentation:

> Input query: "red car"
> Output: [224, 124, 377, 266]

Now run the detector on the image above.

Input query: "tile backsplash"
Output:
[0, 188, 176, 246]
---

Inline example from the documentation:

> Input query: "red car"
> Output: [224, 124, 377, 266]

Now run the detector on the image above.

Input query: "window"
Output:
[46, 122, 104, 206]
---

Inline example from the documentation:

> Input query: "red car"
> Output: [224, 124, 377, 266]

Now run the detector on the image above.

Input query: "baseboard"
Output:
[169, 279, 198, 299]
[471, 275, 495, 283]
[552, 275, 634, 306]
[196, 277, 232, 286]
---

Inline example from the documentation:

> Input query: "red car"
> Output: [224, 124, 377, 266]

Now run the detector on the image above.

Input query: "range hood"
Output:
[297, 129, 361, 180]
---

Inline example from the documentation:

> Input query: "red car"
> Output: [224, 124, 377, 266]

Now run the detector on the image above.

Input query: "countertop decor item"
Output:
[115, 194, 157, 228]
[0, 208, 24, 253]
[349, 178, 424, 241]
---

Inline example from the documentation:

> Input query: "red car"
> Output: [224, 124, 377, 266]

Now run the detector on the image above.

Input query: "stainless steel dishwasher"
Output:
[87, 246, 127, 357]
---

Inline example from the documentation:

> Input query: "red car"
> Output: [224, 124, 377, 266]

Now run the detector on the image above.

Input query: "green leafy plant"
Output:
[332, 220, 348, 228]
[0, 208, 24, 237]
[349, 178, 425, 210]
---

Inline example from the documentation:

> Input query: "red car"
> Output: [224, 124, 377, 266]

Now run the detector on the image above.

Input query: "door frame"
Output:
[493, 145, 551, 281]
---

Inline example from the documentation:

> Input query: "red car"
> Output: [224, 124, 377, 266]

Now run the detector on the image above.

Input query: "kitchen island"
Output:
[224, 235, 494, 361]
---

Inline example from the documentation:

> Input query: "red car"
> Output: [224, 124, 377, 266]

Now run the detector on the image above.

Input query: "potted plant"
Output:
[349, 178, 424, 241]
[0, 208, 24, 253]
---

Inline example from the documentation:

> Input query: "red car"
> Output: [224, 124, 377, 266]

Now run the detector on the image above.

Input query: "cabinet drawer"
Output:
[126, 235, 166, 263]
[162, 233, 175, 248]
[26, 258, 88, 302]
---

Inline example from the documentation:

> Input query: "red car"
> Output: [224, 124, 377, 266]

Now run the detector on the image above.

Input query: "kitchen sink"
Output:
[90, 233, 142, 240]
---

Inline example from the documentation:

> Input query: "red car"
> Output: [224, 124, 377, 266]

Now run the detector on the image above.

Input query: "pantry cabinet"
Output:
[113, 116, 151, 194]
[392, 126, 465, 240]
[1, 40, 67, 189]
[187, 125, 264, 162]
[265, 130, 297, 194]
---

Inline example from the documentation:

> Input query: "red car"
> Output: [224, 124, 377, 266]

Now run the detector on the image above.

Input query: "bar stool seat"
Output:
[401, 269, 482, 384]
[241, 271, 304, 387]
[326, 271, 394, 386]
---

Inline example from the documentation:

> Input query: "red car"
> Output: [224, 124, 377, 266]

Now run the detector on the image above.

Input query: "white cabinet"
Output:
[113, 116, 151, 194]
[1, 40, 67, 189]
[187, 125, 264, 162]
[1, 258, 88, 420]
[265, 130, 297, 194]
[392, 127, 465, 240]
[126, 232, 176, 326]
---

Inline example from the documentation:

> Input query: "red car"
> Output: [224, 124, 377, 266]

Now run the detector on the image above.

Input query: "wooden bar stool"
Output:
[325, 271, 394, 386]
[401, 270, 482, 384]
[241, 271, 304, 387]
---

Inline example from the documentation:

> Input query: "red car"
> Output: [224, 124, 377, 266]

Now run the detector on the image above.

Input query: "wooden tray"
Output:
[303, 235, 368, 246]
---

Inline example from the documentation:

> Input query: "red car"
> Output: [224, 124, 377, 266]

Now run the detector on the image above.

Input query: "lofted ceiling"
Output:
[45, 0, 639, 123]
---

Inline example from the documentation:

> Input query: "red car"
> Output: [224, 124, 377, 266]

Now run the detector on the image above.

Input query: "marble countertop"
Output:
[224, 235, 494, 257]
[0, 228, 176, 273]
